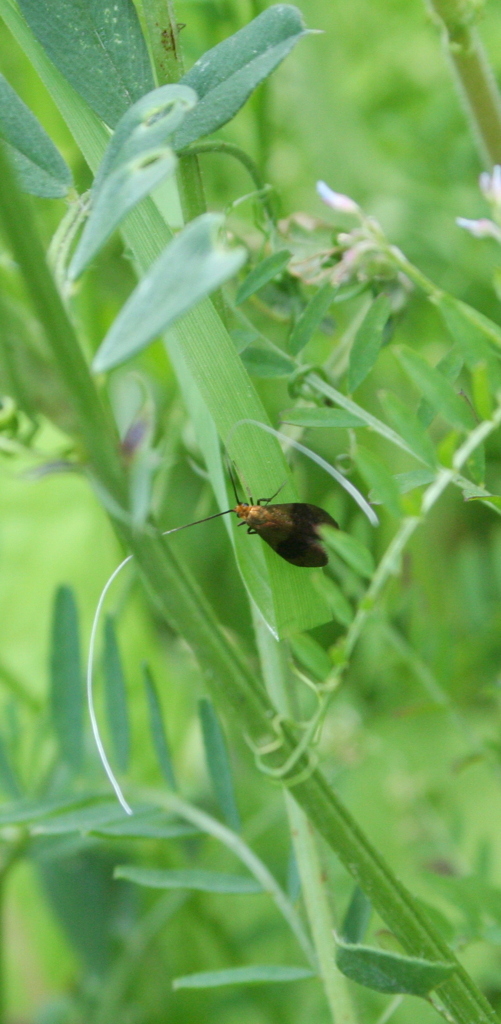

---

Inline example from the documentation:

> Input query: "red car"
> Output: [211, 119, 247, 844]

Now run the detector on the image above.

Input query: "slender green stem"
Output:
[254, 613, 357, 1024]
[181, 141, 276, 223]
[425, 0, 501, 166]
[134, 786, 317, 969]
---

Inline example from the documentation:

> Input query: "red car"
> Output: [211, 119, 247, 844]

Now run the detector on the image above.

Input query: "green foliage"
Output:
[2, 1, 501, 1023]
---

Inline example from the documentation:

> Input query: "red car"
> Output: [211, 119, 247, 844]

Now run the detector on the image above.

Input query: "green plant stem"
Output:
[140, 0, 206, 225]
[426, 0, 501, 166]
[254, 614, 357, 1024]
[181, 141, 276, 223]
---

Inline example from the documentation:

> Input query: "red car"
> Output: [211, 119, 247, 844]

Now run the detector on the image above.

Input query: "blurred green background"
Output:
[2, 1, 501, 1021]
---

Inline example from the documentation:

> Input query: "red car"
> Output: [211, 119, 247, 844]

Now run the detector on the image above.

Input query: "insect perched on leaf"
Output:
[164, 476, 339, 568]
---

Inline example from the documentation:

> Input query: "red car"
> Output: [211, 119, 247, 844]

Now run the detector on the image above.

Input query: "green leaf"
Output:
[348, 293, 392, 393]
[236, 250, 291, 304]
[93, 214, 246, 371]
[341, 886, 372, 944]
[379, 391, 437, 468]
[199, 698, 241, 831]
[280, 407, 366, 429]
[394, 469, 436, 494]
[355, 447, 402, 518]
[92, 812, 198, 839]
[50, 586, 83, 771]
[335, 937, 455, 995]
[0, 733, 21, 797]
[69, 84, 197, 278]
[103, 616, 130, 774]
[143, 663, 176, 789]
[0, 794, 100, 827]
[114, 866, 262, 893]
[397, 347, 473, 431]
[18, 0, 154, 128]
[288, 283, 335, 355]
[417, 346, 463, 428]
[322, 528, 375, 578]
[33, 800, 135, 834]
[315, 576, 354, 626]
[174, 5, 309, 150]
[289, 634, 331, 681]
[437, 293, 501, 363]
[172, 965, 315, 989]
[241, 347, 295, 378]
[0, 73, 72, 198]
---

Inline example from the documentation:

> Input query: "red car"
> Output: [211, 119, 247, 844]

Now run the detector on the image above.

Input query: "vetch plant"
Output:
[1, 1, 501, 1023]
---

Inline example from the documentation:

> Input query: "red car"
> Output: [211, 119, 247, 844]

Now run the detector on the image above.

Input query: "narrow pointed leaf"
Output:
[174, 5, 309, 150]
[241, 347, 295, 377]
[114, 866, 262, 893]
[417, 346, 463, 428]
[315, 576, 354, 626]
[288, 283, 335, 355]
[18, 0, 154, 128]
[0, 74, 71, 197]
[398, 347, 473, 431]
[103, 616, 130, 773]
[436, 293, 501, 361]
[143, 663, 176, 789]
[348, 293, 392, 393]
[355, 447, 402, 518]
[289, 634, 331, 681]
[379, 391, 437, 467]
[335, 937, 455, 995]
[173, 965, 315, 989]
[69, 85, 197, 278]
[50, 586, 83, 771]
[0, 733, 22, 797]
[236, 250, 291, 305]
[322, 529, 374, 578]
[341, 886, 372, 944]
[199, 699, 240, 831]
[280, 408, 366, 428]
[93, 214, 246, 371]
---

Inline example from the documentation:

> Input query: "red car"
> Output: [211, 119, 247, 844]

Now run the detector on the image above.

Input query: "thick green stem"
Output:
[426, 0, 501, 166]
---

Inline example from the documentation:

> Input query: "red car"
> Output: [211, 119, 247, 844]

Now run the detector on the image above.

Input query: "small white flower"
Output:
[456, 216, 501, 241]
[316, 180, 360, 216]
[479, 165, 501, 204]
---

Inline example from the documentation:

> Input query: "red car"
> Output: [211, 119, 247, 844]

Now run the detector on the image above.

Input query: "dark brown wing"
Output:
[257, 503, 338, 567]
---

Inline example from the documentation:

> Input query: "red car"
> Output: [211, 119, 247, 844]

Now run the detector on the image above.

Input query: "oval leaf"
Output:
[241, 346, 295, 378]
[236, 250, 291, 305]
[199, 699, 240, 831]
[379, 390, 437, 468]
[355, 447, 403, 518]
[335, 937, 455, 996]
[280, 407, 366, 428]
[18, 0, 154, 128]
[341, 886, 372, 944]
[69, 85, 197, 278]
[115, 866, 262, 893]
[175, 5, 309, 150]
[50, 586, 83, 771]
[93, 214, 246, 371]
[397, 347, 473, 431]
[172, 965, 315, 989]
[322, 528, 375, 578]
[288, 283, 335, 355]
[348, 293, 392, 393]
[0, 73, 72, 198]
